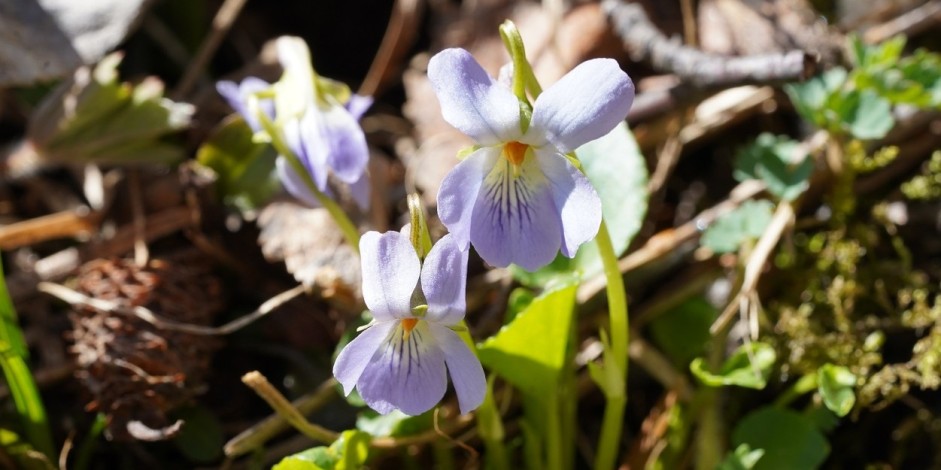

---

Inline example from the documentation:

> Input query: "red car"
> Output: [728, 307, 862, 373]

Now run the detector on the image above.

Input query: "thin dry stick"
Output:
[38, 282, 308, 336]
[357, 0, 421, 97]
[710, 199, 796, 334]
[576, 179, 766, 304]
[241, 371, 339, 445]
[863, 0, 941, 44]
[172, 0, 249, 99]
[225, 378, 339, 457]
[0, 207, 100, 250]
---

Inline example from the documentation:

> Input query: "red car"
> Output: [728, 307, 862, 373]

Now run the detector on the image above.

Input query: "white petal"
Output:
[535, 150, 602, 257]
[360, 231, 420, 320]
[332, 321, 396, 396]
[429, 324, 486, 415]
[528, 59, 634, 153]
[421, 234, 468, 325]
[437, 147, 501, 251]
[428, 48, 523, 145]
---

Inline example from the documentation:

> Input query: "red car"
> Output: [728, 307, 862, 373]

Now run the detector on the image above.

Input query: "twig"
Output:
[240, 371, 339, 445]
[577, 179, 766, 304]
[710, 199, 796, 334]
[603, 1, 817, 87]
[172, 0, 249, 99]
[863, 1, 941, 45]
[225, 378, 339, 457]
[38, 282, 308, 336]
[358, 0, 422, 97]
[0, 207, 100, 250]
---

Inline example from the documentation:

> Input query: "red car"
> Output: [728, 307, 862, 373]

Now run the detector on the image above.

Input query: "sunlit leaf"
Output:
[196, 115, 280, 213]
[817, 364, 857, 417]
[477, 280, 578, 402]
[731, 407, 830, 470]
[717, 443, 765, 470]
[272, 430, 370, 470]
[701, 200, 775, 254]
[690, 342, 776, 389]
[841, 90, 894, 140]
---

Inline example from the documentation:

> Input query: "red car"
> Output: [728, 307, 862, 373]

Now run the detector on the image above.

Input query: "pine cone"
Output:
[68, 251, 223, 441]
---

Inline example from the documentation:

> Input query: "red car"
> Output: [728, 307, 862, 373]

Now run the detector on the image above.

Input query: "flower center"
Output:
[503, 141, 529, 167]
[401, 317, 419, 339]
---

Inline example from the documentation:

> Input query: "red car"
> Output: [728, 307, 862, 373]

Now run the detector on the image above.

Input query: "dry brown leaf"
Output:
[256, 201, 361, 306]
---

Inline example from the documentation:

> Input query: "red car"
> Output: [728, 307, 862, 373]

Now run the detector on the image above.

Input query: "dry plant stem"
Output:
[225, 378, 339, 457]
[358, 0, 422, 97]
[241, 371, 339, 445]
[863, 1, 941, 44]
[602, 0, 817, 87]
[577, 179, 765, 304]
[710, 199, 796, 334]
[38, 282, 308, 335]
[172, 0, 249, 99]
[0, 208, 100, 250]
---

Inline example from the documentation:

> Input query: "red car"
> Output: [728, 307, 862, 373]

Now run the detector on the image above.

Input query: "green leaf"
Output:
[816, 364, 857, 417]
[649, 298, 717, 366]
[196, 116, 280, 213]
[0, 258, 54, 458]
[785, 68, 847, 126]
[0, 429, 55, 470]
[690, 342, 776, 389]
[31, 53, 193, 166]
[356, 409, 432, 438]
[717, 443, 765, 470]
[731, 407, 830, 470]
[172, 406, 224, 463]
[701, 200, 775, 253]
[272, 430, 370, 470]
[842, 90, 895, 140]
[273, 446, 337, 470]
[734, 134, 813, 201]
[477, 280, 579, 402]
[510, 123, 648, 287]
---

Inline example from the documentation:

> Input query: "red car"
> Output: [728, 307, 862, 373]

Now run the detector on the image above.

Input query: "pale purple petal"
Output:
[437, 147, 500, 251]
[421, 234, 468, 325]
[357, 321, 448, 415]
[360, 231, 420, 320]
[275, 156, 321, 207]
[528, 59, 634, 153]
[346, 94, 374, 121]
[216, 77, 273, 132]
[429, 324, 486, 415]
[317, 103, 370, 184]
[333, 321, 396, 396]
[469, 157, 563, 270]
[428, 48, 523, 145]
[536, 150, 602, 257]
[284, 113, 329, 191]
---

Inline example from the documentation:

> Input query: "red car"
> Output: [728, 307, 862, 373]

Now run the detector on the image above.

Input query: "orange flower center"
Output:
[503, 141, 529, 166]
[402, 317, 419, 339]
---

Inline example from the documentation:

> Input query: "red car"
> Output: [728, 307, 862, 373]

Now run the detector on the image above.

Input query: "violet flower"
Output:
[333, 230, 485, 416]
[428, 48, 635, 270]
[215, 36, 372, 209]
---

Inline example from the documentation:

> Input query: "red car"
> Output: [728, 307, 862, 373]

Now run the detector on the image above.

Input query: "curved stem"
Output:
[593, 219, 629, 470]
[265, 126, 362, 252]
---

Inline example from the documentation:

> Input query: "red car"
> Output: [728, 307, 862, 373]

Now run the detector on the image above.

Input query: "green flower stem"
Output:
[593, 218, 629, 470]
[546, 391, 565, 470]
[241, 370, 339, 444]
[262, 122, 361, 252]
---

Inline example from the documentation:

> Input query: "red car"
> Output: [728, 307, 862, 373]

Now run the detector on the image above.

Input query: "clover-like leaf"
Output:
[718, 443, 765, 470]
[690, 342, 776, 389]
[735, 134, 813, 201]
[817, 363, 857, 417]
